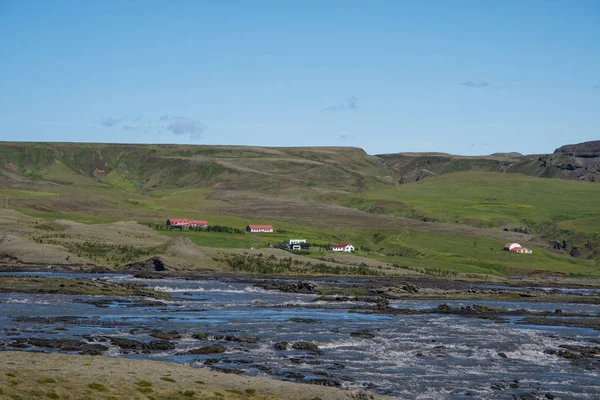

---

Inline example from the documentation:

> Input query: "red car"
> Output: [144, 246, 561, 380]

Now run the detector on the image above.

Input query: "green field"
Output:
[1, 142, 599, 277]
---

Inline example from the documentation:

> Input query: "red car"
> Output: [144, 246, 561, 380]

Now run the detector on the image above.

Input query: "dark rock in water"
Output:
[314, 370, 329, 376]
[14, 316, 83, 324]
[254, 365, 271, 373]
[212, 367, 244, 375]
[274, 341, 288, 350]
[9, 338, 108, 355]
[145, 340, 175, 350]
[374, 297, 390, 310]
[257, 280, 317, 294]
[133, 271, 167, 279]
[545, 394, 556, 399]
[84, 266, 116, 273]
[519, 394, 537, 400]
[214, 335, 259, 343]
[303, 378, 341, 387]
[189, 344, 226, 354]
[79, 344, 109, 356]
[150, 331, 181, 340]
[292, 341, 322, 354]
[288, 318, 319, 324]
[203, 358, 219, 365]
[126, 256, 168, 272]
[497, 352, 508, 358]
[24, 338, 85, 351]
[192, 332, 208, 340]
[106, 337, 146, 350]
[350, 330, 376, 339]
[284, 372, 304, 379]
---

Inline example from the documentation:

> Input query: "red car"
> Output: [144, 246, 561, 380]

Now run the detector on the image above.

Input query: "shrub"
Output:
[88, 383, 107, 392]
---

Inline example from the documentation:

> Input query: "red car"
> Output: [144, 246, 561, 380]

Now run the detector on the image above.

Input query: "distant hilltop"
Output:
[379, 140, 600, 184]
[0, 140, 598, 190]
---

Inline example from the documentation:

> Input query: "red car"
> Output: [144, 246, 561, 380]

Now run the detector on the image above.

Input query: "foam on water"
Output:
[2, 272, 599, 399]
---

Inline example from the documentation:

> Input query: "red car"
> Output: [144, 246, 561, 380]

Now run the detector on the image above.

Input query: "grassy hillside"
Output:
[1, 142, 599, 277]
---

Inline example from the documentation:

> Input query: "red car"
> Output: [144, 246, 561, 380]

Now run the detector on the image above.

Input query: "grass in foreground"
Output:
[0, 351, 384, 400]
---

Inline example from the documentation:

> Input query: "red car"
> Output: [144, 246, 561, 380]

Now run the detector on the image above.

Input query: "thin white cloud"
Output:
[460, 81, 491, 88]
[323, 96, 359, 111]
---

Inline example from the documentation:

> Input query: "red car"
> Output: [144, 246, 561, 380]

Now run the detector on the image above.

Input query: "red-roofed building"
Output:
[246, 224, 274, 233]
[167, 218, 209, 230]
[167, 218, 190, 229]
[330, 243, 355, 252]
[504, 243, 532, 254]
[189, 220, 209, 229]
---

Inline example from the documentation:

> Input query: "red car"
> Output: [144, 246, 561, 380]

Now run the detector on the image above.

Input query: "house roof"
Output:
[189, 220, 208, 225]
[168, 218, 190, 224]
[331, 243, 351, 248]
[248, 224, 273, 229]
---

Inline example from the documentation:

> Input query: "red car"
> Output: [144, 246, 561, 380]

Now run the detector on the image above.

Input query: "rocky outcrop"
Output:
[125, 256, 167, 272]
[381, 140, 600, 183]
[256, 280, 317, 294]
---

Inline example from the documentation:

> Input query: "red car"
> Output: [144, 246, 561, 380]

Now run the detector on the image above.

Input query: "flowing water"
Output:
[1, 272, 599, 399]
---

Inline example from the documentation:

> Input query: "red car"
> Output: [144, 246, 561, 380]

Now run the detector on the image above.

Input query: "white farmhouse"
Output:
[330, 243, 354, 252]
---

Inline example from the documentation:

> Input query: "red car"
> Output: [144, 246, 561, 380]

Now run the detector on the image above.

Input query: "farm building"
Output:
[246, 224, 274, 233]
[330, 243, 355, 252]
[504, 243, 532, 254]
[286, 239, 307, 250]
[189, 220, 208, 229]
[167, 218, 191, 229]
[166, 218, 208, 230]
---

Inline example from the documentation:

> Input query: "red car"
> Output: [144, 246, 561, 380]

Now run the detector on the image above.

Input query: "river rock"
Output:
[274, 341, 288, 350]
[192, 332, 208, 340]
[214, 335, 259, 343]
[288, 318, 319, 324]
[145, 340, 175, 350]
[303, 378, 341, 387]
[257, 280, 317, 294]
[292, 341, 322, 354]
[125, 256, 168, 272]
[189, 344, 226, 354]
[150, 331, 181, 340]
[350, 330, 376, 339]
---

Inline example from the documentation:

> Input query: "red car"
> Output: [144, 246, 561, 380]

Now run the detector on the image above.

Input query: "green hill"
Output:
[0, 141, 599, 276]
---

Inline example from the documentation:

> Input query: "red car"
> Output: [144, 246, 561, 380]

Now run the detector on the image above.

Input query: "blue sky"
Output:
[0, 0, 598, 155]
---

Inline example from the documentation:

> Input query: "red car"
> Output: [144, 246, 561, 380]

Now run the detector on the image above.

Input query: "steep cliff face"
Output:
[536, 140, 600, 182]
[379, 140, 600, 183]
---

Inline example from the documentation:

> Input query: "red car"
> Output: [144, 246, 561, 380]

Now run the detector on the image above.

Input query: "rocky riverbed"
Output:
[1, 272, 599, 399]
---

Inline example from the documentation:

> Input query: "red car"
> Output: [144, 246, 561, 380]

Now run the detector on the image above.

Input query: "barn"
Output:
[167, 218, 190, 229]
[189, 220, 209, 229]
[504, 243, 532, 254]
[246, 224, 274, 233]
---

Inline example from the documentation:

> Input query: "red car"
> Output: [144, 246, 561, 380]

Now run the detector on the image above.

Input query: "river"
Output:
[1, 272, 598, 399]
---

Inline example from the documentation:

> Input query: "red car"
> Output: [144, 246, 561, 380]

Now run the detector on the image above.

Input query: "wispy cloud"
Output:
[323, 96, 358, 111]
[338, 134, 354, 141]
[166, 118, 206, 140]
[460, 81, 491, 88]
[594, 83, 600, 89]
[100, 117, 119, 127]
[100, 114, 206, 141]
